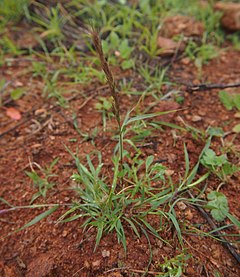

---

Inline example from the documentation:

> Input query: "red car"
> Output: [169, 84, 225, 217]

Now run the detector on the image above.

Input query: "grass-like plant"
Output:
[26, 158, 59, 203]
[0, 0, 30, 26]
[61, 149, 172, 253]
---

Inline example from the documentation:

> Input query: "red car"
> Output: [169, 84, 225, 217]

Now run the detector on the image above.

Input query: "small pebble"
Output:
[191, 115, 202, 122]
[92, 260, 101, 268]
[177, 201, 187, 211]
[102, 249, 110, 258]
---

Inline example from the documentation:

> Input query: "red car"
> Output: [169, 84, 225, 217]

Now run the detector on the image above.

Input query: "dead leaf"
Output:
[6, 107, 22, 120]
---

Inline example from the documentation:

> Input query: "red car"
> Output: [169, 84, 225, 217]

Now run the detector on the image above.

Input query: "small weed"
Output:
[185, 37, 219, 76]
[138, 65, 169, 98]
[0, 0, 30, 26]
[0, 36, 26, 56]
[193, 3, 224, 45]
[102, 31, 135, 70]
[156, 252, 191, 277]
[228, 32, 240, 51]
[95, 97, 114, 132]
[139, 23, 162, 58]
[31, 61, 47, 78]
[62, 149, 171, 252]
[26, 158, 59, 203]
[205, 191, 240, 228]
[201, 148, 239, 182]
[32, 5, 65, 44]
[205, 191, 229, 222]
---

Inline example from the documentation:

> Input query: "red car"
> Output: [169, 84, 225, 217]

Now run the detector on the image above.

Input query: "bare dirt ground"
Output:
[0, 13, 240, 277]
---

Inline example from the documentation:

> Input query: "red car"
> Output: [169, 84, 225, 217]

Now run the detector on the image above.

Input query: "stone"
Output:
[160, 15, 204, 38]
[214, 2, 240, 31]
[157, 36, 183, 54]
[191, 115, 202, 122]
[102, 249, 110, 258]
[176, 201, 187, 211]
[92, 260, 101, 268]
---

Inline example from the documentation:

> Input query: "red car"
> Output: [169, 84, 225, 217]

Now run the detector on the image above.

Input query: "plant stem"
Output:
[91, 29, 123, 184]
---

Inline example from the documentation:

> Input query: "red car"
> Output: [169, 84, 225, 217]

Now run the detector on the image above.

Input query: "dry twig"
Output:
[185, 82, 240, 92]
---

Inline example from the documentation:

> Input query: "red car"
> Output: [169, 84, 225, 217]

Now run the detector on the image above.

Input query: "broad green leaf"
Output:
[201, 149, 227, 167]
[222, 163, 239, 176]
[233, 124, 240, 133]
[101, 40, 109, 54]
[145, 155, 154, 172]
[10, 88, 25, 100]
[206, 191, 229, 221]
[207, 127, 224, 137]
[121, 59, 135, 70]
[119, 39, 133, 59]
[110, 31, 120, 49]
[233, 94, 240, 110]
[219, 90, 234, 110]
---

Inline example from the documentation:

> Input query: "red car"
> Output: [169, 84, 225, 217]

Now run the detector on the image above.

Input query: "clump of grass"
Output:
[0, 0, 30, 26]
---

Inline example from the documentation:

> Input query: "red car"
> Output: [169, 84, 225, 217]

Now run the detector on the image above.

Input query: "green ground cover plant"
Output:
[26, 158, 59, 203]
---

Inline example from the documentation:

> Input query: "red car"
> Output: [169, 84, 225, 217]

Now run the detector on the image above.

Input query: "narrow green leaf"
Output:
[153, 121, 186, 131]
[168, 211, 183, 246]
[94, 222, 104, 252]
[61, 214, 83, 223]
[124, 217, 140, 238]
[187, 172, 209, 188]
[125, 111, 177, 126]
[116, 219, 126, 252]
[227, 213, 240, 229]
[184, 143, 189, 179]
[0, 197, 14, 207]
[20, 205, 58, 230]
[139, 218, 159, 237]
